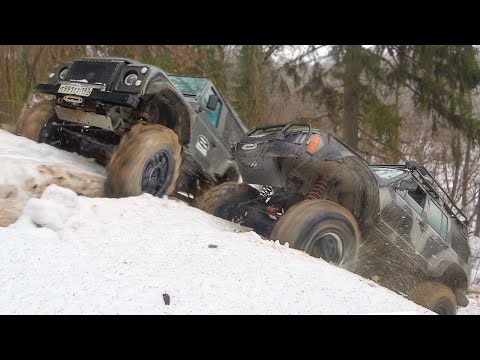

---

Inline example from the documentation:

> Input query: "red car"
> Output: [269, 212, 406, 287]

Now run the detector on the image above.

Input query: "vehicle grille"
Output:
[65, 60, 123, 86]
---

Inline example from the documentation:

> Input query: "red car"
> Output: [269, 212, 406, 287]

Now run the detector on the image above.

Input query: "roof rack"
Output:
[373, 162, 470, 233]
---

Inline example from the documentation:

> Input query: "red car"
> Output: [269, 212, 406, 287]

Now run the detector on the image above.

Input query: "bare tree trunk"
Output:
[246, 45, 262, 128]
[475, 184, 480, 237]
[462, 136, 472, 208]
[450, 130, 461, 200]
[343, 45, 362, 150]
[390, 85, 402, 163]
[216, 45, 227, 94]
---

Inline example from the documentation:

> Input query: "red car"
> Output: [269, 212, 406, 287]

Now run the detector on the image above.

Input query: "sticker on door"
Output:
[195, 135, 210, 157]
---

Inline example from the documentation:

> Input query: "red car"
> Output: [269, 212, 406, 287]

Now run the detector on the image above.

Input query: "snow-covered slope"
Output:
[1, 184, 432, 315]
[0, 130, 472, 314]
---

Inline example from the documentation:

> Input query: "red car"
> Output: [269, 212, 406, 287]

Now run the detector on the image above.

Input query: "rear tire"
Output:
[16, 100, 57, 141]
[105, 123, 182, 198]
[409, 281, 457, 315]
[193, 182, 259, 223]
[270, 199, 361, 269]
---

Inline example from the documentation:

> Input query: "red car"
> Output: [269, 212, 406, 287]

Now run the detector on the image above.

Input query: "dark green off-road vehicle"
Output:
[17, 57, 247, 199]
[196, 124, 472, 314]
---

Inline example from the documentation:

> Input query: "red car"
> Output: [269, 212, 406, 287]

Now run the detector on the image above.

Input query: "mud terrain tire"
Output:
[105, 123, 181, 198]
[270, 199, 361, 269]
[16, 100, 57, 141]
[409, 281, 457, 315]
[193, 182, 259, 222]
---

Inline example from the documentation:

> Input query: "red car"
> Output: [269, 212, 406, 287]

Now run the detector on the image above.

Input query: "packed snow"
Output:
[1, 184, 433, 315]
[0, 129, 475, 314]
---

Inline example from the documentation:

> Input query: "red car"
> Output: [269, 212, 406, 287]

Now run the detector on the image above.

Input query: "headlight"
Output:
[124, 73, 138, 86]
[59, 68, 68, 80]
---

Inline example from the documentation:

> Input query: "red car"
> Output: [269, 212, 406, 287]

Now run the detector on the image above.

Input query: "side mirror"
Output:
[396, 179, 418, 192]
[206, 94, 219, 110]
[406, 160, 428, 176]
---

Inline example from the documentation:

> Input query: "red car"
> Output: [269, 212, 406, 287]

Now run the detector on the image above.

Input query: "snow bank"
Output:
[0, 184, 433, 315]
[469, 236, 480, 288]
[0, 130, 105, 226]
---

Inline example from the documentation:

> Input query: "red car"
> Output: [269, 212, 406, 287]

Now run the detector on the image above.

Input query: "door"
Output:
[422, 198, 452, 265]
[190, 85, 231, 177]
[389, 183, 432, 270]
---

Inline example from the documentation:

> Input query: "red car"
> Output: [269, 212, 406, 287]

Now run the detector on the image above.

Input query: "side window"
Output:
[396, 185, 427, 216]
[427, 200, 448, 240]
[202, 88, 222, 128]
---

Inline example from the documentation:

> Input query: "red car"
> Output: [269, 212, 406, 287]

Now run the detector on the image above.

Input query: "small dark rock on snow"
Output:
[163, 293, 170, 305]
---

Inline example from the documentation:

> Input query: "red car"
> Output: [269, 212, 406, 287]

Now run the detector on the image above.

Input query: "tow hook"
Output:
[63, 95, 84, 105]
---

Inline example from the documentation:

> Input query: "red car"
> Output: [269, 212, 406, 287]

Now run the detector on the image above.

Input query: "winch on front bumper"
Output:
[35, 83, 140, 108]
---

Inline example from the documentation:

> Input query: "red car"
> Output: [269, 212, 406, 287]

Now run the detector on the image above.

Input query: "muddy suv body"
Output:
[197, 124, 472, 314]
[18, 57, 247, 198]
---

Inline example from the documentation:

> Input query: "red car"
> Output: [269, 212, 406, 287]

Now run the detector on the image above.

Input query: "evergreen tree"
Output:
[288, 45, 480, 155]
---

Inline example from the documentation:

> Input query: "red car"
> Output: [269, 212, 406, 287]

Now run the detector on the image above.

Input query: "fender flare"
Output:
[144, 79, 193, 145]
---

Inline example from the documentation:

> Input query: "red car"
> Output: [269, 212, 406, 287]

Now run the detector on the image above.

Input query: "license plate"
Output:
[58, 84, 94, 97]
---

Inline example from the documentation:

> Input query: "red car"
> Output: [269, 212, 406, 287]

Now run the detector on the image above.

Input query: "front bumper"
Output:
[35, 83, 140, 108]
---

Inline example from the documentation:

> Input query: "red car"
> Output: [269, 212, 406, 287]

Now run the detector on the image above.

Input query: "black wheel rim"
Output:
[141, 150, 170, 196]
[310, 232, 343, 264]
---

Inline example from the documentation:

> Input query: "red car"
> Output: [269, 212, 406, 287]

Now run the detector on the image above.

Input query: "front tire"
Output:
[105, 123, 182, 198]
[16, 100, 57, 141]
[409, 281, 457, 315]
[270, 199, 361, 269]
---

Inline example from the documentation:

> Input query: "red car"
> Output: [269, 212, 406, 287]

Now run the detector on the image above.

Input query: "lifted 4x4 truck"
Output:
[17, 57, 247, 199]
[196, 124, 472, 314]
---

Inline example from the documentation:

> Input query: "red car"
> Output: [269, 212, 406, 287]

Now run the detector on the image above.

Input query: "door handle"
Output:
[416, 219, 427, 230]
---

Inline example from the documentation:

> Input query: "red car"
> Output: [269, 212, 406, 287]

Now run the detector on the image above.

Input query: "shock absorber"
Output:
[306, 181, 328, 200]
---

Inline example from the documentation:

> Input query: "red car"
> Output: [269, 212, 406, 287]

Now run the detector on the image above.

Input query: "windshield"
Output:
[169, 76, 208, 96]
[371, 167, 407, 181]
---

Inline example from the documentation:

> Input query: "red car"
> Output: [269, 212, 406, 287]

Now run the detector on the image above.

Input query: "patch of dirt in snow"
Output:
[0, 130, 105, 227]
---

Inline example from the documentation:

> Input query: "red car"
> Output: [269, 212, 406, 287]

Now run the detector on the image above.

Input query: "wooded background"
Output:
[1, 45, 480, 240]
